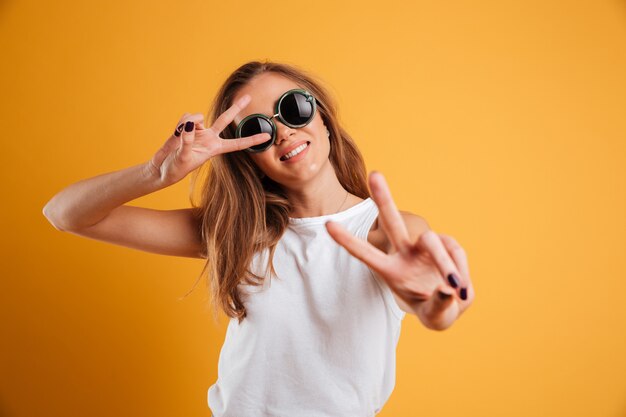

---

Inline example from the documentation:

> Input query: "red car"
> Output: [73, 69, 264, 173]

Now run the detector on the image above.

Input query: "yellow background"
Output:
[1, 0, 625, 416]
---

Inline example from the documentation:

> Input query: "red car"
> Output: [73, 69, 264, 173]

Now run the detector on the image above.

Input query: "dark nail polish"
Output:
[460, 288, 467, 300]
[184, 121, 194, 132]
[447, 273, 459, 288]
[174, 123, 184, 137]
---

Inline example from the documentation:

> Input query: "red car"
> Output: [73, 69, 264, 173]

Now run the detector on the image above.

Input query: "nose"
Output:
[273, 119, 296, 146]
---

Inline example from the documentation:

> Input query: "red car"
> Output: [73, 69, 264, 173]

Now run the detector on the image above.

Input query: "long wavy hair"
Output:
[183, 60, 371, 324]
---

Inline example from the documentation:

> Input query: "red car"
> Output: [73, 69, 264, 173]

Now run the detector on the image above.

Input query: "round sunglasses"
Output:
[233, 88, 317, 153]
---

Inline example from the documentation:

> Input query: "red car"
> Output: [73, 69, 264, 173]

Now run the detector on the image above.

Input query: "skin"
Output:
[231, 72, 475, 330]
[326, 172, 476, 330]
[231, 72, 351, 218]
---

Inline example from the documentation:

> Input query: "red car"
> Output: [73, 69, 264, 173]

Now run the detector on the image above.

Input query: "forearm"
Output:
[43, 160, 165, 231]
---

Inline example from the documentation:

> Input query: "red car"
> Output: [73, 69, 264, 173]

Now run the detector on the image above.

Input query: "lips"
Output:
[279, 140, 310, 161]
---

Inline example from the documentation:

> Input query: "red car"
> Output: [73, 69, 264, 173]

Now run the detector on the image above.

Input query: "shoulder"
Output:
[367, 209, 431, 254]
[399, 211, 431, 242]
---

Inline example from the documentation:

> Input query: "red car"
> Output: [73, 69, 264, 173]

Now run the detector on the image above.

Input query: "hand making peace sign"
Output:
[148, 94, 271, 186]
[325, 171, 475, 331]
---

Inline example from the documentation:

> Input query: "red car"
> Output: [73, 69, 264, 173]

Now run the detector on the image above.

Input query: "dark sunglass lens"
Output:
[279, 92, 314, 126]
[240, 117, 274, 151]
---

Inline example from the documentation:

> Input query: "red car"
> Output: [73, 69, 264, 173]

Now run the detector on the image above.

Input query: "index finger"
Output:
[369, 171, 411, 252]
[210, 94, 252, 135]
[217, 132, 271, 154]
[325, 220, 390, 276]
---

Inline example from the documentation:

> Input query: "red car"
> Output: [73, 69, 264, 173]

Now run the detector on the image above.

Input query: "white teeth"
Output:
[282, 142, 308, 160]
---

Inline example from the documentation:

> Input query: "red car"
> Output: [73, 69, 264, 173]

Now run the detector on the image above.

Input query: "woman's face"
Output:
[231, 72, 331, 189]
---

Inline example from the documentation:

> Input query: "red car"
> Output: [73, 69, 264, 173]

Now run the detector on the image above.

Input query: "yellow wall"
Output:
[1, 0, 625, 416]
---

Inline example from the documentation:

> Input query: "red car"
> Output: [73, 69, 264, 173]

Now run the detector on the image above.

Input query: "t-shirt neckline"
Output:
[288, 197, 373, 227]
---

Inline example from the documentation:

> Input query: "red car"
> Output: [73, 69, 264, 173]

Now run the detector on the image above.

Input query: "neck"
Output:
[282, 161, 355, 218]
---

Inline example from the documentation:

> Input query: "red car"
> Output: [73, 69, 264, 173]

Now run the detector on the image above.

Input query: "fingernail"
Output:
[447, 273, 460, 288]
[174, 123, 184, 137]
[184, 121, 194, 132]
[460, 288, 467, 300]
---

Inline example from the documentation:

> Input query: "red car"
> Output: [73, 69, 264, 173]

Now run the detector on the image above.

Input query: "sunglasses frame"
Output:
[234, 88, 317, 153]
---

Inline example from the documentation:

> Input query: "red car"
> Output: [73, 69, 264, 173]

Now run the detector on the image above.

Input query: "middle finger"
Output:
[210, 94, 251, 135]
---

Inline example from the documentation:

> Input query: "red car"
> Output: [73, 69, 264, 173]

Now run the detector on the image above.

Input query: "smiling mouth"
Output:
[280, 141, 310, 161]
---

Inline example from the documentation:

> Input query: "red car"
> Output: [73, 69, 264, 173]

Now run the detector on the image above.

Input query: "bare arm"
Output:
[42, 161, 206, 259]
[42, 99, 271, 259]
[42, 161, 166, 231]
[63, 205, 206, 259]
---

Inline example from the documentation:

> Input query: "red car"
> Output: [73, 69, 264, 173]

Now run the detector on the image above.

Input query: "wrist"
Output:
[142, 160, 170, 189]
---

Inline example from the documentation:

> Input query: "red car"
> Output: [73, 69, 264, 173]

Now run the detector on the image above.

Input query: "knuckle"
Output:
[438, 233, 454, 244]
[419, 230, 437, 244]
[447, 235, 462, 247]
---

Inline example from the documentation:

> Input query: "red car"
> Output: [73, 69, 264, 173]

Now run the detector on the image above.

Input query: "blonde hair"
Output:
[185, 60, 371, 324]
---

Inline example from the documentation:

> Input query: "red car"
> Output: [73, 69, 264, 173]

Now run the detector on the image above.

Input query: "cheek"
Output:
[312, 117, 330, 146]
[312, 114, 325, 133]
[250, 153, 274, 172]
[313, 124, 330, 151]
[305, 121, 328, 147]
[306, 120, 326, 143]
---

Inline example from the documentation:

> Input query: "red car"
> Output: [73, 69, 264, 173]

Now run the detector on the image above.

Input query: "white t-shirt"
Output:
[208, 197, 406, 417]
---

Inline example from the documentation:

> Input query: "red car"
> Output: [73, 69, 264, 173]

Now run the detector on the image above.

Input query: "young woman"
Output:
[43, 60, 475, 416]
